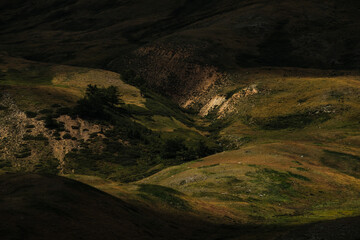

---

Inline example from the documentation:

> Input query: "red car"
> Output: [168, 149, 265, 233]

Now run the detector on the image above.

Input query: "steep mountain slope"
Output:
[1, 0, 360, 105]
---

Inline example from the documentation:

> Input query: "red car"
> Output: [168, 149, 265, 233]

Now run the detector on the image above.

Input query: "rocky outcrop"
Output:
[217, 85, 259, 118]
[0, 92, 109, 173]
[198, 85, 259, 118]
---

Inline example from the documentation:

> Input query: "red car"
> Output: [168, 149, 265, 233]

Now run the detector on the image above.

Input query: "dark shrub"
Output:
[25, 111, 37, 118]
[44, 115, 60, 129]
[39, 109, 52, 114]
[51, 103, 61, 108]
[63, 133, 72, 139]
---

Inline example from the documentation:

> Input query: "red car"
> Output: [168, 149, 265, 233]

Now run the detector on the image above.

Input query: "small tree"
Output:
[74, 85, 122, 119]
[85, 84, 120, 107]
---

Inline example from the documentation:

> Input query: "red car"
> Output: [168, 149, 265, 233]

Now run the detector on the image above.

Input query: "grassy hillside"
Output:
[2, 56, 360, 239]
[140, 142, 360, 225]
[2, 54, 360, 228]
[136, 67, 360, 225]
[0, 55, 217, 182]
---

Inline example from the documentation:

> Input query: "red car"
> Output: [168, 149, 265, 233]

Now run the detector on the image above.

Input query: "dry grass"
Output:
[0, 56, 145, 107]
[51, 65, 145, 106]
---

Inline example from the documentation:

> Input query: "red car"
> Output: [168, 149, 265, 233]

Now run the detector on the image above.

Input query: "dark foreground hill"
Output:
[1, 173, 360, 240]
[0, 173, 239, 240]
[278, 216, 360, 240]
[0, 173, 176, 240]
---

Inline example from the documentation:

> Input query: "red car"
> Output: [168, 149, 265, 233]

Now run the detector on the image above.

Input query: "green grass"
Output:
[246, 168, 296, 201]
[192, 191, 243, 201]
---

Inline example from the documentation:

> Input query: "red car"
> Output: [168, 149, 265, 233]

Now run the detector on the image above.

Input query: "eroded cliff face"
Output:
[123, 42, 262, 118]
[199, 85, 259, 118]
[115, 42, 226, 109]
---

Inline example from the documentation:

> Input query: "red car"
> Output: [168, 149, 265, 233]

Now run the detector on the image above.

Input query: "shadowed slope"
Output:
[0, 173, 285, 240]
[1, 0, 360, 69]
[278, 216, 360, 240]
[1, 173, 241, 240]
[0, 173, 173, 240]
[1, 173, 360, 240]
